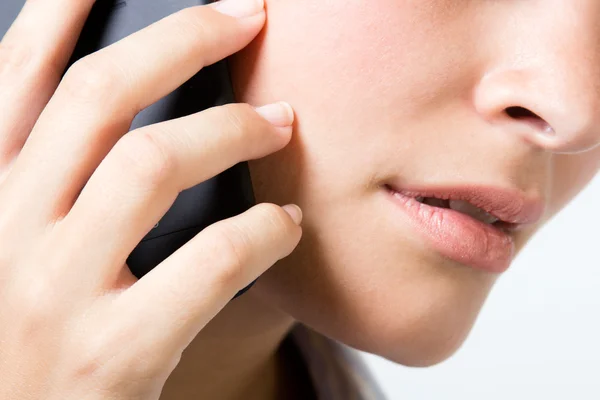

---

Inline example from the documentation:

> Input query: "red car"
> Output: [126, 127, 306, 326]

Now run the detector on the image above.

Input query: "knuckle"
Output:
[112, 131, 177, 188]
[0, 42, 34, 79]
[173, 6, 212, 39]
[0, 41, 65, 83]
[14, 276, 61, 324]
[73, 331, 114, 378]
[220, 103, 255, 142]
[60, 57, 122, 105]
[256, 203, 294, 235]
[206, 224, 251, 288]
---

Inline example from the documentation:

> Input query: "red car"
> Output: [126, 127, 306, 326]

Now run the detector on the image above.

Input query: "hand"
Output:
[0, 0, 302, 399]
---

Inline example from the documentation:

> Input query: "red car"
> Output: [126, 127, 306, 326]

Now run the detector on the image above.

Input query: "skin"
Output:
[169, 0, 600, 397]
[0, 0, 598, 399]
[230, 0, 600, 365]
[1, 2, 300, 400]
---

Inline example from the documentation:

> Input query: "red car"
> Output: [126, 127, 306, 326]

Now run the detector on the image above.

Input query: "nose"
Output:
[473, 3, 600, 154]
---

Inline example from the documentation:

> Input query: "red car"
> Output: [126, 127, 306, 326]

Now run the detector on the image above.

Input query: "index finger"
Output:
[0, 0, 96, 170]
[5, 0, 266, 225]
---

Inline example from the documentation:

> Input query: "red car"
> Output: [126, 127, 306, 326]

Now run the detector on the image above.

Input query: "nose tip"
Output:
[474, 71, 600, 154]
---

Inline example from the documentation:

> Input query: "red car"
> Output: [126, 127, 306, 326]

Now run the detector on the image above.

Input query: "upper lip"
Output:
[384, 181, 545, 226]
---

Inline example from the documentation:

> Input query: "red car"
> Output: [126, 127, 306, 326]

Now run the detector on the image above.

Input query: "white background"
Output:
[360, 174, 600, 399]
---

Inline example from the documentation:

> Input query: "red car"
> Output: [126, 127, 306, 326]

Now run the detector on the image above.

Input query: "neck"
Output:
[160, 289, 296, 400]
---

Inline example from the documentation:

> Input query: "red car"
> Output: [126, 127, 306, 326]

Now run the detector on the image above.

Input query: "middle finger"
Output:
[1, 0, 265, 227]
[58, 101, 293, 289]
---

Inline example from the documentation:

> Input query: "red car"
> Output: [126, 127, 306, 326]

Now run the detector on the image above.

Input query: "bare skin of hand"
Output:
[0, 0, 303, 399]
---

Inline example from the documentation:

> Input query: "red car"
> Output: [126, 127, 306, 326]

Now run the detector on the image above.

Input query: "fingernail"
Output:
[282, 204, 303, 225]
[210, 0, 264, 18]
[255, 102, 294, 127]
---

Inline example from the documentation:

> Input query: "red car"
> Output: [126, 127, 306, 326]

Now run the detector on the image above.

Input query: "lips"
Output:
[395, 186, 544, 225]
[383, 183, 545, 273]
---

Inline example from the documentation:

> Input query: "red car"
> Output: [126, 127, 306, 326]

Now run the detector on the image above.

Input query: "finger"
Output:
[56, 102, 293, 289]
[117, 202, 302, 356]
[0, 0, 96, 169]
[2, 0, 266, 227]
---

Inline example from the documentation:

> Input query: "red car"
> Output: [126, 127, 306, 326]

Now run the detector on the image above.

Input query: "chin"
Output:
[365, 312, 475, 368]
[337, 279, 486, 368]
[253, 239, 496, 369]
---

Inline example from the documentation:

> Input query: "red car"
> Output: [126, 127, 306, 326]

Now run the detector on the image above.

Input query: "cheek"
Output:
[232, 0, 456, 110]
[231, 0, 480, 169]
[230, 0, 497, 365]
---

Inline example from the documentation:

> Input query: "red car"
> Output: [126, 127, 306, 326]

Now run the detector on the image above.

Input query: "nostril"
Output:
[505, 106, 555, 135]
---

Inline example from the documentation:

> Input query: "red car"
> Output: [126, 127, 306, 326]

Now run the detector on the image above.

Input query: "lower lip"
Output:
[385, 188, 515, 273]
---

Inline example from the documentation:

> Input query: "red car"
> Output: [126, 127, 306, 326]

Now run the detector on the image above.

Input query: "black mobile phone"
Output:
[0, 0, 257, 298]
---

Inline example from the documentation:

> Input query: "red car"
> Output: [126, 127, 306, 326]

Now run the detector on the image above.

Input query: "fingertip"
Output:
[255, 101, 295, 127]
[210, 0, 265, 19]
[282, 204, 303, 225]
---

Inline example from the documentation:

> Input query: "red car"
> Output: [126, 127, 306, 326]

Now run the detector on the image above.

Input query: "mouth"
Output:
[383, 183, 544, 273]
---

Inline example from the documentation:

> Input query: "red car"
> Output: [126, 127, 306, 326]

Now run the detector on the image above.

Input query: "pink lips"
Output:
[384, 184, 545, 273]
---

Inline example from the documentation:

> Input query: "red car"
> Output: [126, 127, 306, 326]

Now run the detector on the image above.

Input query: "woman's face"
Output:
[228, 0, 600, 365]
